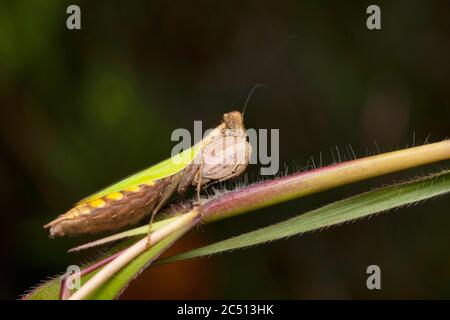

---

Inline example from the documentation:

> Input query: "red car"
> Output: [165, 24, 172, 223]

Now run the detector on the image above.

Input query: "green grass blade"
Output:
[23, 217, 195, 300]
[158, 170, 450, 265]
[85, 222, 195, 299]
[22, 278, 61, 300]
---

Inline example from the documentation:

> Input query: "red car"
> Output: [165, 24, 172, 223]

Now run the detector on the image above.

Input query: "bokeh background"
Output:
[1, 0, 450, 299]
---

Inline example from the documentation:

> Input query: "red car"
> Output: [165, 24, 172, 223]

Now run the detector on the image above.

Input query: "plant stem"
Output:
[66, 141, 450, 252]
[67, 208, 201, 300]
[203, 140, 450, 221]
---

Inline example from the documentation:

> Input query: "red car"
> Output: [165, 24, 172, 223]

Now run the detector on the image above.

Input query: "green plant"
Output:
[23, 140, 450, 300]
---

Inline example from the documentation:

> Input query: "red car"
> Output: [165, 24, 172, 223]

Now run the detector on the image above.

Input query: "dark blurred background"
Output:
[1, 0, 450, 299]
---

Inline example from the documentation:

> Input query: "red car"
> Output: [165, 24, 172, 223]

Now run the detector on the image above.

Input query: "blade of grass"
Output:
[86, 225, 194, 299]
[67, 208, 201, 299]
[22, 277, 61, 300]
[157, 170, 450, 264]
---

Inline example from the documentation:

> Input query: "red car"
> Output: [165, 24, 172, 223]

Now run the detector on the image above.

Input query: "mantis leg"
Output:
[177, 163, 200, 194]
[146, 173, 182, 246]
[196, 150, 205, 215]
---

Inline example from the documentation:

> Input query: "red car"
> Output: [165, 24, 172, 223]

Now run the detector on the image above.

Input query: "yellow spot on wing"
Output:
[64, 205, 91, 220]
[124, 186, 141, 193]
[106, 192, 124, 200]
[89, 199, 106, 208]
[79, 205, 91, 214]
[65, 210, 79, 219]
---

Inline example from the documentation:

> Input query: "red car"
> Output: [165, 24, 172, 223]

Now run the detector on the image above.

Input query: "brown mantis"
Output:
[44, 111, 252, 238]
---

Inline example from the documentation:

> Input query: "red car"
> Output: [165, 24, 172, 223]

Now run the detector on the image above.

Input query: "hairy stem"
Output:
[203, 140, 450, 221]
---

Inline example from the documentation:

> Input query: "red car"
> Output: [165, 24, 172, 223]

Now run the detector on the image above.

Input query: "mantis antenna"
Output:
[242, 83, 268, 116]
[241, 33, 302, 116]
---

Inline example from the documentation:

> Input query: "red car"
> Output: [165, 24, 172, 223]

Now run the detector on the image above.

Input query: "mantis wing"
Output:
[78, 143, 202, 204]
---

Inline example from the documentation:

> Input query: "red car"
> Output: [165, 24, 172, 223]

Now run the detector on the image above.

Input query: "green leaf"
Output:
[86, 223, 194, 299]
[22, 278, 61, 300]
[157, 170, 450, 264]
[23, 218, 193, 300]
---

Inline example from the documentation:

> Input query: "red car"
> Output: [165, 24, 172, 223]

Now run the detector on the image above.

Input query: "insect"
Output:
[44, 111, 251, 237]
